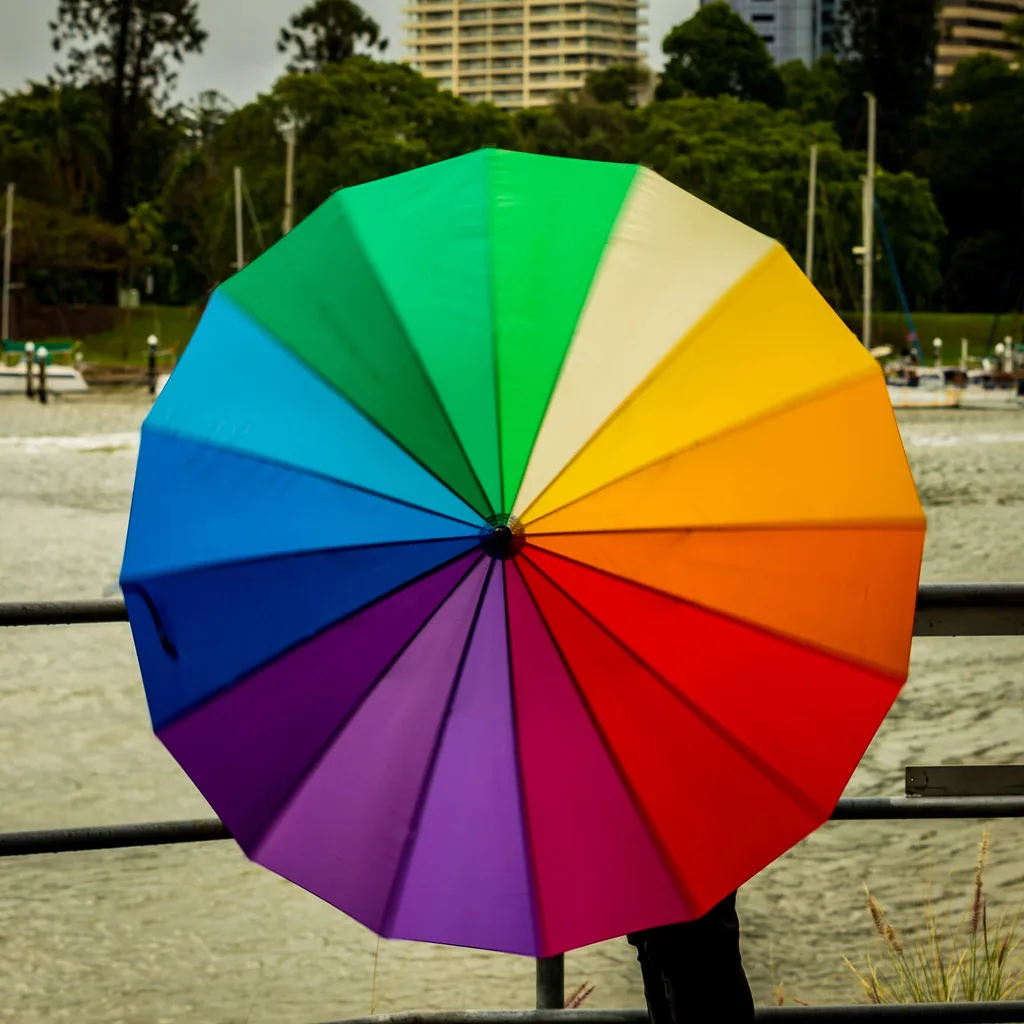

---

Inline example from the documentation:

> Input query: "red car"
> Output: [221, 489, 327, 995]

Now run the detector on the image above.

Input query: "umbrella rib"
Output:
[338, 199, 497, 522]
[380, 561, 498, 937]
[508, 559, 702, 921]
[122, 533, 483, 589]
[527, 518, 927, 538]
[151, 544, 486, 734]
[248, 554, 487, 864]
[521, 365, 883, 530]
[522, 539, 908, 685]
[485, 153, 506, 517]
[139, 424, 487, 533]
[519, 551, 831, 825]
[501, 561, 547, 958]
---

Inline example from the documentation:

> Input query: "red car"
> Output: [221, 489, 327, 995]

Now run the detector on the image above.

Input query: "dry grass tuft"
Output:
[844, 828, 1024, 1003]
[564, 983, 595, 1009]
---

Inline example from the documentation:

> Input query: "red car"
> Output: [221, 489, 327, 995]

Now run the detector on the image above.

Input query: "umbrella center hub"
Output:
[483, 519, 525, 559]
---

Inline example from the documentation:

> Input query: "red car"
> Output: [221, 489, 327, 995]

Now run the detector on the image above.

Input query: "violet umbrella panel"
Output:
[121, 149, 926, 958]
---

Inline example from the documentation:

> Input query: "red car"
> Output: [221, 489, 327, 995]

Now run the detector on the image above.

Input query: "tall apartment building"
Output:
[402, 0, 646, 110]
[936, 0, 1023, 81]
[700, 0, 839, 66]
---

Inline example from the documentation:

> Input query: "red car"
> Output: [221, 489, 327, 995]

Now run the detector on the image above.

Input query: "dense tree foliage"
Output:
[917, 56, 1024, 311]
[50, 0, 206, 221]
[833, 0, 939, 171]
[582, 64, 651, 108]
[278, 0, 387, 73]
[1, 0, 1020, 317]
[658, 2, 784, 107]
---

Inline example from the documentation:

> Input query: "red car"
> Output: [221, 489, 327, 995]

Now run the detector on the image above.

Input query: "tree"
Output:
[779, 54, 844, 124]
[177, 90, 234, 149]
[629, 96, 945, 310]
[833, 0, 939, 171]
[517, 95, 637, 161]
[657, 3, 784, 108]
[582, 63, 651, 108]
[943, 52, 1016, 105]
[0, 83, 109, 212]
[278, 0, 387, 73]
[1005, 14, 1024, 60]
[160, 58, 516, 295]
[918, 64, 1024, 310]
[126, 200, 164, 270]
[50, 0, 206, 222]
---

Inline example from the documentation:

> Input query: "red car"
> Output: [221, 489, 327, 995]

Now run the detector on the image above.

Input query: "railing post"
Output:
[147, 334, 158, 396]
[536, 954, 564, 1010]
[24, 340, 34, 398]
[37, 345, 47, 404]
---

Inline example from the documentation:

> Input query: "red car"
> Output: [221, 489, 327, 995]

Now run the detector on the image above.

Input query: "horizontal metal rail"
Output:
[0, 599, 128, 626]
[913, 583, 1024, 637]
[832, 796, 1024, 819]
[318, 1007, 1024, 1023]
[0, 819, 230, 856]
[1, 584, 1023, 634]
[6, 797, 1024, 859]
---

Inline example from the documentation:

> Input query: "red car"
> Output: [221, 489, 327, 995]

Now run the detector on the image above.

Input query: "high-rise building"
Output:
[936, 0, 1023, 81]
[700, 0, 839, 66]
[401, 0, 647, 110]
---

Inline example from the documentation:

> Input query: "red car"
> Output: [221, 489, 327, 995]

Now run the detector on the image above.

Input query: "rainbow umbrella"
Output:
[121, 149, 925, 957]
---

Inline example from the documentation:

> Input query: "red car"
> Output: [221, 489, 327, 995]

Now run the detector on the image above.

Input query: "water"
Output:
[1, 393, 1023, 1022]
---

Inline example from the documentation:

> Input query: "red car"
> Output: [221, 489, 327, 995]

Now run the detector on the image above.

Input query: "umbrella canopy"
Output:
[121, 148, 925, 958]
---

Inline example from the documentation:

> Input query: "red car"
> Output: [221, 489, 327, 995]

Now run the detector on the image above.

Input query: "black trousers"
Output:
[627, 892, 754, 1023]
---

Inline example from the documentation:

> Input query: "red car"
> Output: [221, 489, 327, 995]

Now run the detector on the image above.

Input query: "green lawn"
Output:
[39, 305, 202, 366]
[39, 305, 1022, 369]
[841, 311, 1022, 363]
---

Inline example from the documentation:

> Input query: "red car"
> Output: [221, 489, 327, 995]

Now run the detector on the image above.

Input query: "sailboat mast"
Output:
[805, 143, 818, 282]
[862, 92, 877, 350]
[234, 166, 245, 273]
[2, 183, 13, 341]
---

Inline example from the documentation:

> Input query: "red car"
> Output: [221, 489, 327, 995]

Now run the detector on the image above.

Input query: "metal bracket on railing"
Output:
[906, 764, 1024, 797]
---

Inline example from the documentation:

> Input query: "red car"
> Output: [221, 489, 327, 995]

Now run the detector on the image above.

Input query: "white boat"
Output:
[958, 370, 1023, 410]
[0, 358, 88, 395]
[886, 367, 960, 409]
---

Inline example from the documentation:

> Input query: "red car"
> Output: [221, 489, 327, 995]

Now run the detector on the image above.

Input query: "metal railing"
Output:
[2, 583, 1021, 633]
[3, 583, 1024, 1023]
[319, 1008, 1024, 1023]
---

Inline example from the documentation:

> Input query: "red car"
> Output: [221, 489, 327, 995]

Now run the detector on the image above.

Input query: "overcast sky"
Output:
[0, 0, 698, 106]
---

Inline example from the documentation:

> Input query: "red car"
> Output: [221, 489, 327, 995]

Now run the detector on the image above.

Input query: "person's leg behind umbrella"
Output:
[629, 891, 754, 1023]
